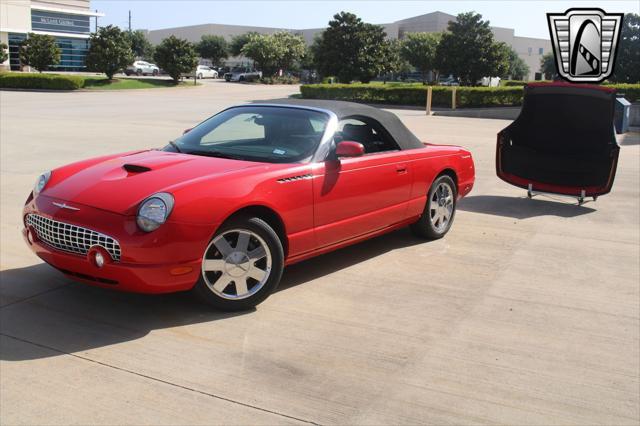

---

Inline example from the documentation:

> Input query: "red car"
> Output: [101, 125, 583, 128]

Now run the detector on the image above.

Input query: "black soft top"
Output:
[251, 99, 424, 150]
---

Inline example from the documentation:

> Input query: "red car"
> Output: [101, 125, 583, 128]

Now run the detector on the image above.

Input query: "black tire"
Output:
[152, 69, 159, 76]
[136, 69, 142, 76]
[193, 216, 284, 311]
[410, 175, 457, 239]
[239, 75, 245, 82]
[197, 73, 203, 79]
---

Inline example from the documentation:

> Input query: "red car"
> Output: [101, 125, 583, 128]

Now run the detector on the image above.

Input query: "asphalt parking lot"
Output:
[1, 81, 638, 425]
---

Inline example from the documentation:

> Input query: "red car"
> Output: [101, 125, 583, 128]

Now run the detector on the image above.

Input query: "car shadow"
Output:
[0, 228, 424, 361]
[278, 227, 423, 291]
[457, 195, 596, 219]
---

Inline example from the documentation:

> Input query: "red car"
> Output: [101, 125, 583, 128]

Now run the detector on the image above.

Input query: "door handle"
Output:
[396, 165, 408, 174]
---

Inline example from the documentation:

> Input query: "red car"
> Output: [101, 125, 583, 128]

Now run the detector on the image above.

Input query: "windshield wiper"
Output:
[186, 150, 242, 160]
[168, 141, 182, 153]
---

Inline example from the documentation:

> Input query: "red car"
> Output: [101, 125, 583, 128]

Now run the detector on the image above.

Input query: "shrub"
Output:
[300, 83, 640, 106]
[259, 76, 300, 85]
[300, 84, 523, 107]
[0, 73, 85, 90]
[606, 83, 640, 103]
[500, 80, 527, 86]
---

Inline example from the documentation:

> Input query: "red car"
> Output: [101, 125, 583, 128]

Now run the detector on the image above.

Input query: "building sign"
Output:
[31, 10, 90, 34]
[39, 17, 75, 27]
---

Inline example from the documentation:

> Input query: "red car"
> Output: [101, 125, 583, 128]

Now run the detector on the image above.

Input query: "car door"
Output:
[313, 117, 412, 248]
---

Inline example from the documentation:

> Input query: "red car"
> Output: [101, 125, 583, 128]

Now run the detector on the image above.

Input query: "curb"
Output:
[0, 84, 203, 93]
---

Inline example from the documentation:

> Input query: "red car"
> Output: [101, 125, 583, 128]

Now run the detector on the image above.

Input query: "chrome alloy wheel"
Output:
[201, 229, 272, 300]
[430, 181, 454, 233]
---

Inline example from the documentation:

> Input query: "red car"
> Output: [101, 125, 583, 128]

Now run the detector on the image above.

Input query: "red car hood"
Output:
[43, 150, 260, 214]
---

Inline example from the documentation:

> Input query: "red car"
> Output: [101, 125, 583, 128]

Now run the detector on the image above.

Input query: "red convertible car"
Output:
[23, 100, 475, 310]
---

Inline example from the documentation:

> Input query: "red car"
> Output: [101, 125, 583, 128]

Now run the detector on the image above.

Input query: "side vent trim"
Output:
[277, 174, 313, 183]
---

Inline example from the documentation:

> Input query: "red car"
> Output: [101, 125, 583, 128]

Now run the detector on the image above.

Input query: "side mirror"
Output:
[335, 141, 365, 158]
[183, 128, 192, 135]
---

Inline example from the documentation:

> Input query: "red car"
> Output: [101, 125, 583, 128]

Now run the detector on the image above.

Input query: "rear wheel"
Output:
[152, 69, 159, 76]
[193, 217, 284, 311]
[136, 69, 142, 76]
[410, 175, 457, 239]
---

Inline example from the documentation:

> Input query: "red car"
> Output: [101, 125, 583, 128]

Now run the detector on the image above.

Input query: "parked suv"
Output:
[188, 65, 219, 79]
[224, 67, 262, 82]
[125, 61, 160, 76]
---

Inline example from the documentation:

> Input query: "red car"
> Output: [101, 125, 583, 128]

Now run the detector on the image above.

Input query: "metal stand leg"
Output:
[527, 185, 593, 205]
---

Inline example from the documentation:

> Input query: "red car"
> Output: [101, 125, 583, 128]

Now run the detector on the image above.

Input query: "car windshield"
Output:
[165, 107, 330, 163]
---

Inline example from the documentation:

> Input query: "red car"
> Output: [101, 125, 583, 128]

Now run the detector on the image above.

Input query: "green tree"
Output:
[313, 12, 387, 83]
[153, 35, 198, 83]
[273, 31, 306, 71]
[240, 32, 306, 75]
[381, 39, 409, 83]
[126, 30, 154, 61]
[230, 32, 258, 56]
[540, 51, 557, 80]
[19, 33, 60, 72]
[612, 13, 640, 83]
[241, 33, 285, 76]
[0, 42, 8, 64]
[400, 32, 441, 83]
[435, 12, 507, 85]
[299, 41, 315, 70]
[85, 25, 134, 80]
[498, 43, 530, 80]
[197, 35, 228, 66]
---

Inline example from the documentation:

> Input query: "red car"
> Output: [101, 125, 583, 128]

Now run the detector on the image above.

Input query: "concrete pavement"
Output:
[1, 81, 638, 425]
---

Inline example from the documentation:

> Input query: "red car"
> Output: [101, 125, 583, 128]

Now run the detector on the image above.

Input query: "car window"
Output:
[336, 117, 400, 154]
[170, 107, 330, 163]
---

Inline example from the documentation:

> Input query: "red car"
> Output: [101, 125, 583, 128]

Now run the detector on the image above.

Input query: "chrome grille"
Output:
[26, 214, 121, 261]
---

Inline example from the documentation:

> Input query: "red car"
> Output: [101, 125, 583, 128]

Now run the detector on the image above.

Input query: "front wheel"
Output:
[197, 73, 203, 79]
[193, 217, 284, 311]
[410, 175, 457, 239]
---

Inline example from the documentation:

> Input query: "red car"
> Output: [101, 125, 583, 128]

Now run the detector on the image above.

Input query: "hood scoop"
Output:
[123, 164, 152, 173]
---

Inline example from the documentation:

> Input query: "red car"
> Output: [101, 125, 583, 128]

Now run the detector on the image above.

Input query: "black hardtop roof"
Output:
[248, 99, 424, 150]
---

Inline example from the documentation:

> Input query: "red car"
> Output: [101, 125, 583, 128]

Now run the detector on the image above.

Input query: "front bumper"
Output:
[23, 194, 214, 294]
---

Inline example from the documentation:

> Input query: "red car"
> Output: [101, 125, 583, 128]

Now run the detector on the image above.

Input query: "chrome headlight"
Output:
[136, 192, 174, 232]
[33, 171, 51, 196]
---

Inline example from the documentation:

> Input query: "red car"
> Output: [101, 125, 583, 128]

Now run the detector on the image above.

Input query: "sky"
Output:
[92, 0, 639, 39]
